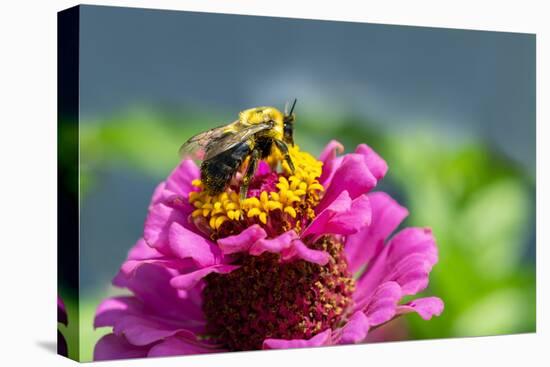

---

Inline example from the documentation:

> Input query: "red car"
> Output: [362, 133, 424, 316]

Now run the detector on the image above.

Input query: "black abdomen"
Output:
[201, 142, 251, 195]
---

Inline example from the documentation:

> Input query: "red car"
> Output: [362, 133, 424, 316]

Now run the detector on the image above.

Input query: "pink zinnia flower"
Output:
[94, 140, 443, 360]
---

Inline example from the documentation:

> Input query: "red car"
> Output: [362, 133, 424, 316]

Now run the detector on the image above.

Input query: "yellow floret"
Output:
[188, 144, 324, 232]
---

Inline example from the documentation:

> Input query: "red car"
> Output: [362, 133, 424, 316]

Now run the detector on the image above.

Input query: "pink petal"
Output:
[354, 144, 388, 181]
[303, 192, 371, 239]
[170, 265, 239, 290]
[118, 238, 192, 278]
[151, 189, 190, 211]
[169, 222, 221, 266]
[317, 154, 377, 213]
[354, 227, 438, 303]
[385, 228, 438, 295]
[318, 140, 344, 188]
[281, 239, 330, 265]
[386, 254, 433, 295]
[397, 297, 444, 320]
[338, 311, 370, 344]
[127, 238, 164, 261]
[318, 142, 386, 192]
[362, 281, 402, 326]
[113, 263, 204, 323]
[149, 181, 166, 208]
[326, 194, 371, 235]
[249, 230, 299, 256]
[387, 227, 438, 269]
[302, 191, 351, 237]
[221, 229, 330, 265]
[94, 296, 144, 329]
[263, 329, 332, 349]
[120, 258, 192, 276]
[95, 295, 205, 336]
[148, 335, 225, 357]
[94, 334, 149, 361]
[164, 159, 200, 198]
[352, 243, 390, 303]
[236, 230, 331, 265]
[217, 225, 267, 255]
[143, 203, 188, 255]
[345, 192, 409, 273]
[120, 238, 190, 275]
[113, 315, 194, 346]
[319, 140, 344, 162]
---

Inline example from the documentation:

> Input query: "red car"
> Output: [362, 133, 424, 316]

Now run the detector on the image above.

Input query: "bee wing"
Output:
[179, 122, 237, 160]
[203, 122, 272, 161]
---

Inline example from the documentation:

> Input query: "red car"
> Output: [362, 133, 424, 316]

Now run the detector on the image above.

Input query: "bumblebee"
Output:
[179, 99, 297, 200]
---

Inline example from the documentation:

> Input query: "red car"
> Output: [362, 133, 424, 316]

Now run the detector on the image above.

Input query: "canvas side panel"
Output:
[57, 5, 81, 362]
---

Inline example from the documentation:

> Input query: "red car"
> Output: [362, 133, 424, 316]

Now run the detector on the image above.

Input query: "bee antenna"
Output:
[285, 98, 297, 117]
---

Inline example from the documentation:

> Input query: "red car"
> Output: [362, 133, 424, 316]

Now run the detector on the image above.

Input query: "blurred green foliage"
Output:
[380, 131, 535, 338]
[73, 109, 535, 360]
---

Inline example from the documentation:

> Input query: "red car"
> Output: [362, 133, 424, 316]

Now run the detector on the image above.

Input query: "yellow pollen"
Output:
[188, 145, 324, 232]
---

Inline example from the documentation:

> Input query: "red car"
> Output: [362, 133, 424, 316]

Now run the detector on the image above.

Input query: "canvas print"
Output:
[57, 5, 536, 362]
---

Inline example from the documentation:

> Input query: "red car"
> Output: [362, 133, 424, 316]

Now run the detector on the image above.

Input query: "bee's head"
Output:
[283, 98, 297, 146]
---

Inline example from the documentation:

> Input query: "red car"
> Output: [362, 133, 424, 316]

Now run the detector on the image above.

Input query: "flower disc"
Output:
[202, 236, 355, 350]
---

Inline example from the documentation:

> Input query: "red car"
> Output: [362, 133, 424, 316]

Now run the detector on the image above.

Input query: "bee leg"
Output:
[274, 139, 295, 173]
[240, 147, 261, 200]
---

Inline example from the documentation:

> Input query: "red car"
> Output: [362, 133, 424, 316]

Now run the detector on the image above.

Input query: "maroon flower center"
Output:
[202, 236, 356, 350]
